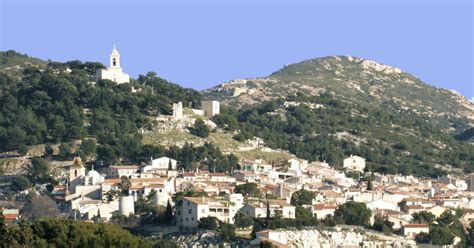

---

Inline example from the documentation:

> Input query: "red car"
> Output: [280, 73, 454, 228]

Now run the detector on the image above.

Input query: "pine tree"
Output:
[367, 179, 373, 191]
[164, 200, 173, 224]
[265, 200, 271, 228]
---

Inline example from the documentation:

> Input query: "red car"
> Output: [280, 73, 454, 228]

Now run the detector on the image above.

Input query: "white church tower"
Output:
[96, 45, 130, 84]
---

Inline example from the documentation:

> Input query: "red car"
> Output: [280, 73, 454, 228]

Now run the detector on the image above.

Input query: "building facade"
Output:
[95, 45, 130, 84]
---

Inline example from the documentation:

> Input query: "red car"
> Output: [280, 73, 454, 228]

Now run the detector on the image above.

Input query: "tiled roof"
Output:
[110, 165, 140, 169]
[3, 213, 18, 220]
[404, 223, 428, 228]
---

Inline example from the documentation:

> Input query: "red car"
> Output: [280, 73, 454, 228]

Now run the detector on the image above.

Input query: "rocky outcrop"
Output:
[280, 227, 416, 248]
[169, 227, 417, 248]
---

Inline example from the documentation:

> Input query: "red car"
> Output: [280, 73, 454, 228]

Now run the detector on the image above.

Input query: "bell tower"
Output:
[96, 44, 130, 84]
[109, 45, 121, 69]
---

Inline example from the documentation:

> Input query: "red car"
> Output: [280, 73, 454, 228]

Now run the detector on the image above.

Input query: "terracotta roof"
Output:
[110, 165, 140, 170]
[3, 213, 18, 220]
[103, 179, 121, 184]
[130, 178, 165, 183]
[145, 184, 165, 188]
[313, 204, 337, 210]
[373, 209, 403, 216]
[404, 223, 428, 228]
[250, 199, 294, 208]
[407, 205, 424, 210]
[183, 197, 227, 206]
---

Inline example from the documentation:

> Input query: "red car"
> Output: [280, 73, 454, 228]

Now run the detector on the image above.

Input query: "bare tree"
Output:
[22, 195, 61, 220]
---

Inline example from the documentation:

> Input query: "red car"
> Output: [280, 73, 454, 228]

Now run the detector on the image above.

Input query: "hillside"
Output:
[1, 50, 472, 178]
[211, 94, 474, 177]
[0, 51, 202, 167]
[203, 56, 474, 133]
[0, 50, 48, 79]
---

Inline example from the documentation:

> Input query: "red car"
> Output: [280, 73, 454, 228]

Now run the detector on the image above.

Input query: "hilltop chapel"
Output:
[95, 45, 130, 84]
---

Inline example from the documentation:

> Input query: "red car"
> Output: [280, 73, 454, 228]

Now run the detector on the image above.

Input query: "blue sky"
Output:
[1, 0, 473, 99]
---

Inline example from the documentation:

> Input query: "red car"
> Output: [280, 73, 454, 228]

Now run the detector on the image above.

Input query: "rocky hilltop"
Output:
[203, 56, 473, 132]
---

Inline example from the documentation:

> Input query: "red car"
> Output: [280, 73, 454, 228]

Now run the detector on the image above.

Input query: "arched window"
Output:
[113, 58, 117, 66]
[75, 170, 77, 177]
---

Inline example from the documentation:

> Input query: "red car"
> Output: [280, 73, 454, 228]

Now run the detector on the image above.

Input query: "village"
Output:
[5, 141, 474, 246]
[1, 46, 473, 248]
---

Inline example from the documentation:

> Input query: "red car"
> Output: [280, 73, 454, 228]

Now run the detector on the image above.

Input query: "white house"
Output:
[426, 206, 453, 218]
[95, 45, 130, 84]
[142, 157, 177, 172]
[72, 197, 119, 221]
[241, 158, 273, 173]
[241, 199, 296, 219]
[312, 203, 337, 220]
[108, 165, 140, 178]
[366, 199, 400, 212]
[176, 194, 243, 228]
[250, 229, 288, 248]
[343, 155, 366, 172]
[288, 158, 309, 176]
[233, 171, 261, 182]
[402, 223, 429, 237]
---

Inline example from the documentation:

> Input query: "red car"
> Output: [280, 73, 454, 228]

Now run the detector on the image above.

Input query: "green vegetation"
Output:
[334, 202, 371, 226]
[415, 210, 467, 246]
[0, 60, 200, 165]
[234, 183, 260, 197]
[190, 119, 210, 138]
[10, 175, 32, 192]
[412, 211, 436, 224]
[290, 189, 315, 206]
[206, 55, 473, 133]
[0, 217, 150, 248]
[213, 94, 474, 177]
[26, 157, 51, 184]
[371, 215, 393, 234]
[198, 217, 236, 241]
[233, 211, 254, 228]
[0, 50, 48, 79]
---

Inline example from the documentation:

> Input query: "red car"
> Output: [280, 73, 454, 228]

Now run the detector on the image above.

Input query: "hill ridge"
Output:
[203, 55, 473, 133]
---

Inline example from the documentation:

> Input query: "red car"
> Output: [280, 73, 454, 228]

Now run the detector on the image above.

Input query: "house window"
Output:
[177, 211, 181, 216]
[191, 217, 194, 221]
[74, 170, 77, 177]
[187, 202, 190, 206]
[188, 209, 192, 214]
[113, 58, 117, 66]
